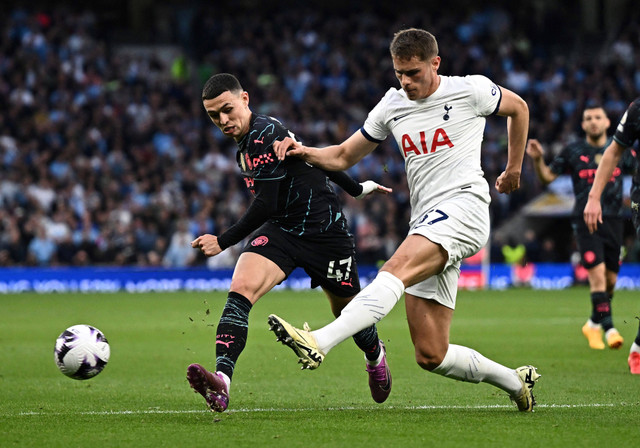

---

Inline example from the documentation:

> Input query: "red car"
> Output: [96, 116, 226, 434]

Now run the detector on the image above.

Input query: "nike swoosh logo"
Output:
[293, 329, 310, 344]
[392, 112, 415, 121]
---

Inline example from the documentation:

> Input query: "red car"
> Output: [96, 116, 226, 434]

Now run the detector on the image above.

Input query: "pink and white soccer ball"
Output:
[54, 324, 110, 380]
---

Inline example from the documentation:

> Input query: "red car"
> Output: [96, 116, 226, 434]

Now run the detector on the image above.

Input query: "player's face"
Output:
[203, 90, 251, 141]
[392, 55, 441, 100]
[581, 107, 610, 139]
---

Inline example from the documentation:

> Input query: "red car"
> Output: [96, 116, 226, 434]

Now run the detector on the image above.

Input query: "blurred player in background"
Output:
[269, 28, 540, 411]
[585, 97, 640, 374]
[187, 74, 393, 411]
[527, 106, 635, 351]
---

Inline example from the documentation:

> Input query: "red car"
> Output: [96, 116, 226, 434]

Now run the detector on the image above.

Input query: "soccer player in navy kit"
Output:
[527, 106, 635, 351]
[269, 28, 540, 411]
[585, 97, 640, 374]
[187, 74, 393, 411]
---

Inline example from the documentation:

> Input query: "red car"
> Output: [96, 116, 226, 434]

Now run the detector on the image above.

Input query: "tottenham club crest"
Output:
[443, 104, 452, 121]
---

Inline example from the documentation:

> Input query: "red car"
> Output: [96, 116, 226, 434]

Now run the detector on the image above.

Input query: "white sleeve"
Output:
[468, 75, 502, 117]
[362, 90, 393, 142]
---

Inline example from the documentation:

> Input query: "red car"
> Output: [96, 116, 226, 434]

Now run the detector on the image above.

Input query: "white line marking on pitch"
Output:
[10, 402, 632, 416]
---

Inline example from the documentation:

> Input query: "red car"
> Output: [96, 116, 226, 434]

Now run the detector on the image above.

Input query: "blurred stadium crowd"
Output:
[1, 2, 639, 268]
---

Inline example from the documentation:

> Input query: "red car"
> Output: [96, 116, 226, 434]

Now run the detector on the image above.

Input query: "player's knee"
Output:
[229, 271, 275, 300]
[229, 278, 246, 294]
[414, 347, 444, 371]
[228, 278, 259, 300]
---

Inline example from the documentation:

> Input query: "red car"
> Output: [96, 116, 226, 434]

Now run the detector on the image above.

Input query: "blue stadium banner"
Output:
[0, 266, 380, 293]
[0, 264, 639, 293]
[485, 263, 640, 290]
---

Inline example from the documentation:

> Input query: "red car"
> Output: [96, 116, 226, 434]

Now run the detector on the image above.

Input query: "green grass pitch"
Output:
[1, 287, 639, 447]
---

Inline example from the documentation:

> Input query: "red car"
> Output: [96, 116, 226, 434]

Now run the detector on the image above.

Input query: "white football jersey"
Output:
[362, 75, 501, 227]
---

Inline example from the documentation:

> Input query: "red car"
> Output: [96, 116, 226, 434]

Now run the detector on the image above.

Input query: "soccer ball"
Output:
[54, 324, 110, 380]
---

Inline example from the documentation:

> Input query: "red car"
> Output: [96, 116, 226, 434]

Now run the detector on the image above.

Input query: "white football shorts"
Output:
[405, 191, 490, 309]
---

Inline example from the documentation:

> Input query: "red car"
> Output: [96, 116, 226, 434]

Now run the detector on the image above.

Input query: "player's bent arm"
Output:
[288, 131, 378, 171]
[530, 158, 557, 185]
[324, 170, 364, 197]
[325, 170, 392, 199]
[526, 140, 557, 185]
[215, 180, 280, 250]
[494, 87, 529, 193]
[497, 87, 529, 175]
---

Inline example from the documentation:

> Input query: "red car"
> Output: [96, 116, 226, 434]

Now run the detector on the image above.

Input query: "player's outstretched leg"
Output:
[511, 365, 541, 412]
[366, 340, 392, 403]
[431, 344, 541, 412]
[268, 314, 325, 369]
[186, 363, 229, 412]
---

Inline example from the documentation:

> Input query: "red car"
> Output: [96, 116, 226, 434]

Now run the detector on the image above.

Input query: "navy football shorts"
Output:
[572, 216, 623, 272]
[242, 222, 361, 298]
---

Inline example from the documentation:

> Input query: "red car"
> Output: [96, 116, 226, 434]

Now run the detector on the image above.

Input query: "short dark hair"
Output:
[584, 104, 607, 115]
[202, 73, 243, 101]
[389, 28, 438, 61]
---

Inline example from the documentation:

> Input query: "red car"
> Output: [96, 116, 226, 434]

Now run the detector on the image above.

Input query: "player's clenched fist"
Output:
[495, 170, 521, 194]
[191, 234, 222, 257]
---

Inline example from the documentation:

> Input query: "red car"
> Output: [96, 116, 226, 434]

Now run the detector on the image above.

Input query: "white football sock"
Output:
[432, 344, 522, 395]
[586, 319, 601, 329]
[313, 271, 404, 354]
[631, 342, 640, 354]
[365, 346, 385, 367]
[217, 371, 231, 391]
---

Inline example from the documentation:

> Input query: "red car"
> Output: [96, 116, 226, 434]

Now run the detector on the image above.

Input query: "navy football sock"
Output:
[591, 291, 613, 331]
[352, 325, 381, 361]
[215, 292, 252, 381]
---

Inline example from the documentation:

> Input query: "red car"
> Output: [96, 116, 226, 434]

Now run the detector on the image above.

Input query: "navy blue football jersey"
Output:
[235, 113, 346, 235]
[549, 138, 635, 217]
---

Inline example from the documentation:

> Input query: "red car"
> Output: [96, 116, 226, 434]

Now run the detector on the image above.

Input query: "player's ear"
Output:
[431, 56, 441, 71]
[242, 91, 249, 106]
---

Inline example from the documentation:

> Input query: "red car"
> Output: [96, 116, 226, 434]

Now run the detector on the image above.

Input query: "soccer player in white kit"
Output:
[268, 28, 540, 411]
